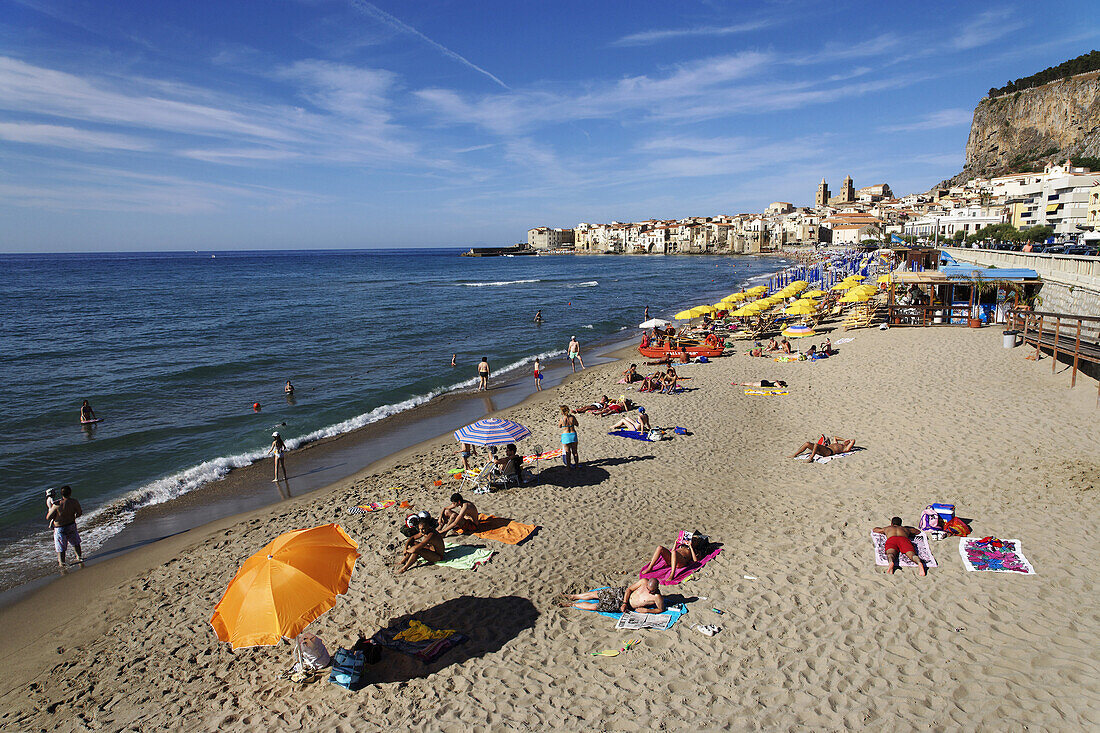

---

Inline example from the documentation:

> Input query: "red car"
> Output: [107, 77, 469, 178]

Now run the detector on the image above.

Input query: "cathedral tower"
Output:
[815, 178, 830, 208]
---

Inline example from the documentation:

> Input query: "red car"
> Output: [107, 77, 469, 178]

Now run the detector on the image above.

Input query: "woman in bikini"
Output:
[640, 534, 709, 581]
[574, 396, 609, 413]
[268, 431, 288, 482]
[395, 516, 446, 574]
[558, 405, 579, 469]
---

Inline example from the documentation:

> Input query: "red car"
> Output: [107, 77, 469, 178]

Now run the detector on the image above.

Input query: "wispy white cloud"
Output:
[348, 0, 509, 89]
[611, 20, 772, 47]
[0, 56, 290, 140]
[879, 108, 972, 132]
[791, 33, 899, 65]
[952, 9, 1022, 50]
[0, 121, 152, 151]
[637, 134, 827, 178]
[417, 51, 773, 134]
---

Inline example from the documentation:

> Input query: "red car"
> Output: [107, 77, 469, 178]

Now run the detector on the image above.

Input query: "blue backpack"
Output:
[328, 648, 366, 690]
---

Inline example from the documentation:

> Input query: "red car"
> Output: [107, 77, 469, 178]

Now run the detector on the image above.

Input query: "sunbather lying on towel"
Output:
[790, 435, 856, 462]
[395, 516, 445, 574]
[609, 406, 650, 432]
[565, 578, 665, 613]
[438, 493, 479, 537]
[735, 380, 787, 388]
[574, 396, 610, 413]
[594, 397, 629, 416]
[641, 534, 708, 580]
[873, 517, 926, 576]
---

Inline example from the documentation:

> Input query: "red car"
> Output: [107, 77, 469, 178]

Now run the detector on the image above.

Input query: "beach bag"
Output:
[328, 648, 366, 690]
[944, 517, 971, 537]
[295, 633, 330, 672]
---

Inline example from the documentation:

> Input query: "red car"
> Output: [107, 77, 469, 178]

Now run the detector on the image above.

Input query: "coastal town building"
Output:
[828, 175, 856, 206]
[1088, 182, 1100, 228]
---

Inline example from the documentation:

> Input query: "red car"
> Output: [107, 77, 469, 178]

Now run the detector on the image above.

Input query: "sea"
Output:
[0, 248, 785, 591]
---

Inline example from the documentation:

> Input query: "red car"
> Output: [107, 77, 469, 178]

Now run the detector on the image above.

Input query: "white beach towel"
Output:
[958, 538, 1036, 574]
[794, 450, 856, 464]
[835, 337, 855, 345]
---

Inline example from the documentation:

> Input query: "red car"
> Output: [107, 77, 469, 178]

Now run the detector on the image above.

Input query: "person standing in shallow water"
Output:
[268, 432, 288, 482]
[477, 357, 490, 391]
[567, 336, 584, 372]
[46, 485, 83, 572]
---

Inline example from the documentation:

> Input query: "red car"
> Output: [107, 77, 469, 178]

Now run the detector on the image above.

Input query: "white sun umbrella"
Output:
[639, 318, 672, 329]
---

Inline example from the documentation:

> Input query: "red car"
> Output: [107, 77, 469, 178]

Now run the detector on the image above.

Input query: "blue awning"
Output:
[939, 265, 1038, 281]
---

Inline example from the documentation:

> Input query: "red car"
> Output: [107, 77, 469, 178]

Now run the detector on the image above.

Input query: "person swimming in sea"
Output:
[79, 400, 97, 423]
[284, 380, 294, 395]
[534, 310, 543, 323]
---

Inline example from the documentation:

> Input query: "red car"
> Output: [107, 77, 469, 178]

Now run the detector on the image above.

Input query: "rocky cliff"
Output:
[948, 71, 1100, 184]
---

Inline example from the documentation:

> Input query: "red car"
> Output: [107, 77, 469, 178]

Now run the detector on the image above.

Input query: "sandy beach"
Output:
[1, 325, 1097, 731]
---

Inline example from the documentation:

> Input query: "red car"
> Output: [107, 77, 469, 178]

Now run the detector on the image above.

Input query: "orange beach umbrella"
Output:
[211, 523, 360, 649]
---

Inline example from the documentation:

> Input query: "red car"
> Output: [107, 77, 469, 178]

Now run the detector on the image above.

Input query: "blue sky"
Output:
[1, 0, 1096, 251]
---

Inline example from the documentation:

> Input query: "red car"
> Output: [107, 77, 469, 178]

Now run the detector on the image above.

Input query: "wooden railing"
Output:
[1007, 308, 1100, 405]
[888, 304, 974, 326]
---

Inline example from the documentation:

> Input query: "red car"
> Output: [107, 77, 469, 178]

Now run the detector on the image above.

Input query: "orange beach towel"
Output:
[458, 513, 537, 545]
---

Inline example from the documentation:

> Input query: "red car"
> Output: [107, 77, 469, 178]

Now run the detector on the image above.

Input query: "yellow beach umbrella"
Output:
[674, 310, 695, 320]
[847, 275, 866, 281]
[851, 285, 878, 297]
[729, 305, 757, 317]
[712, 303, 729, 311]
[721, 294, 741, 303]
[877, 274, 892, 284]
[831, 282, 854, 291]
[788, 282, 808, 293]
[793, 297, 819, 306]
[747, 285, 768, 294]
[803, 289, 826, 298]
[784, 302, 818, 316]
[839, 291, 871, 303]
[690, 305, 716, 317]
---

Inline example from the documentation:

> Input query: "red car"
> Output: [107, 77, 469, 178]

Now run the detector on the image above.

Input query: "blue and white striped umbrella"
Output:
[454, 418, 531, 446]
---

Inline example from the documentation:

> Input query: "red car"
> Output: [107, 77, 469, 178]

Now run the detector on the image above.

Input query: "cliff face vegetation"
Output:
[949, 71, 1100, 184]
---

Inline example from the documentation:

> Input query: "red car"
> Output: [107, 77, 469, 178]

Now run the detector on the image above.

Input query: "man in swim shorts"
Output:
[438, 493, 479, 537]
[567, 336, 584, 372]
[46, 485, 83, 571]
[873, 517, 926, 576]
[477, 357, 490, 391]
[565, 577, 665, 613]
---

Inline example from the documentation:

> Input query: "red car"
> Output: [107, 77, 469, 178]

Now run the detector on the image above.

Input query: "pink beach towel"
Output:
[639, 530, 722, 585]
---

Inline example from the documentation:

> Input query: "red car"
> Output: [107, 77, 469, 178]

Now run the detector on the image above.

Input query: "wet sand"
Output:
[1, 326, 1097, 730]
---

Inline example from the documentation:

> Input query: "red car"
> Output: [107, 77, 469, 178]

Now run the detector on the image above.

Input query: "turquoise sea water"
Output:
[0, 249, 784, 587]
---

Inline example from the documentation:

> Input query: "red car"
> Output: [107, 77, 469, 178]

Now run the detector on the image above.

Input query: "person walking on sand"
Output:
[268, 431, 288, 482]
[873, 517, 927, 576]
[567, 336, 584, 372]
[46, 485, 83, 572]
[559, 405, 579, 468]
[477, 357, 490, 391]
[79, 400, 97, 423]
[533, 358, 543, 391]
